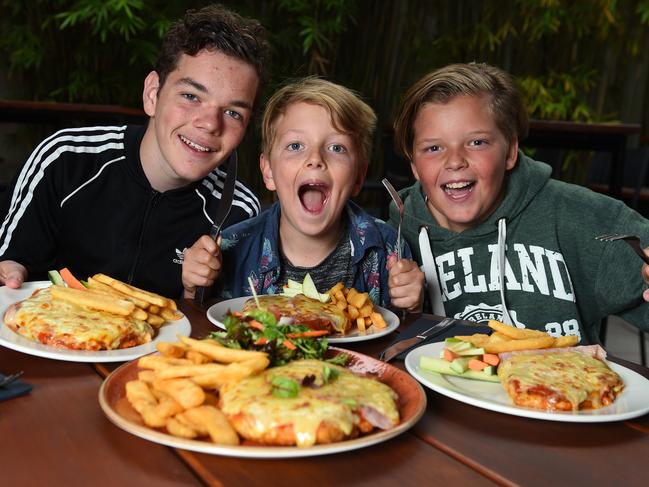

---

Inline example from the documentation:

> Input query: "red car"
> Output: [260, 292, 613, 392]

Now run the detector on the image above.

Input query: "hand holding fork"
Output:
[383, 179, 425, 314]
[596, 233, 649, 301]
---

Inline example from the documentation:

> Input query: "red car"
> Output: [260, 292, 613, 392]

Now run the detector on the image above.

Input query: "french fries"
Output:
[124, 336, 269, 445]
[49, 273, 183, 330]
[327, 282, 387, 332]
[456, 320, 579, 354]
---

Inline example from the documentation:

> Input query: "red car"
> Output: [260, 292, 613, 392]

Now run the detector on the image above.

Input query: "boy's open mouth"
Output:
[442, 180, 475, 198]
[298, 182, 329, 213]
[179, 134, 214, 153]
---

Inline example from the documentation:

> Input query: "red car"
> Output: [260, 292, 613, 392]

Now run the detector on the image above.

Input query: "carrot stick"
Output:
[286, 330, 329, 338]
[59, 268, 86, 291]
[247, 319, 265, 331]
[283, 339, 297, 350]
[254, 337, 268, 345]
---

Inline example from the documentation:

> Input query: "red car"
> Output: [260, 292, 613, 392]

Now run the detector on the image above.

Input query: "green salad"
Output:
[208, 309, 348, 367]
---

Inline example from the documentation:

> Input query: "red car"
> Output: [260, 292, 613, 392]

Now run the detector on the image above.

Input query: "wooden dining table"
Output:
[1, 299, 648, 487]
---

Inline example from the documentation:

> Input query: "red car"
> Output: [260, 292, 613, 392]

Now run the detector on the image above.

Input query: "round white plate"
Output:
[206, 296, 399, 343]
[405, 341, 649, 423]
[99, 347, 426, 458]
[0, 281, 191, 363]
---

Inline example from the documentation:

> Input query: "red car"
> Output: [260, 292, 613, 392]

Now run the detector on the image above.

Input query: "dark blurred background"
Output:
[1, 0, 649, 214]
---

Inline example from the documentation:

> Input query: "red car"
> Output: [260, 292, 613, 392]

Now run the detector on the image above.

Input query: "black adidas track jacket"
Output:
[0, 125, 259, 297]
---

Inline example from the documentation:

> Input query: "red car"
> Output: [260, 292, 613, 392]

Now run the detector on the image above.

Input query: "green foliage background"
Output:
[1, 0, 649, 196]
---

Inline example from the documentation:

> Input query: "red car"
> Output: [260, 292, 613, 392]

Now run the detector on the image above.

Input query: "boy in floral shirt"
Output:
[184, 77, 423, 311]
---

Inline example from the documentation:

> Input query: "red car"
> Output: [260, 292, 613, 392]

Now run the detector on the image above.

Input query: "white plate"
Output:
[206, 296, 399, 343]
[99, 347, 426, 458]
[0, 281, 191, 363]
[405, 341, 649, 423]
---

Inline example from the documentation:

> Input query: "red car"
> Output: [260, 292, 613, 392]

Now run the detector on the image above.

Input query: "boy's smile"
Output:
[410, 95, 518, 233]
[141, 49, 259, 192]
[260, 102, 365, 259]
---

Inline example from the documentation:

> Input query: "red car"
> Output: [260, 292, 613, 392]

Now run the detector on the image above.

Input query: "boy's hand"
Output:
[643, 247, 649, 302]
[387, 256, 424, 313]
[182, 236, 222, 299]
[0, 260, 27, 289]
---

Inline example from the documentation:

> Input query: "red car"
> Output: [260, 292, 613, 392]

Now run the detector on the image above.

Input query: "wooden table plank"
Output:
[414, 388, 649, 486]
[184, 432, 497, 487]
[0, 348, 201, 486]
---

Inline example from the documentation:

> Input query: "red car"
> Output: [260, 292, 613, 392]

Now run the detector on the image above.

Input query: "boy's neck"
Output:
[278, 219, 345, 268]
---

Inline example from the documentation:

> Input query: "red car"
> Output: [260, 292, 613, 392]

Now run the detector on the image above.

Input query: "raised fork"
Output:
[382, 178, 404, 260]
[596, 234, 649, 265]
[0, 371, 24, 388]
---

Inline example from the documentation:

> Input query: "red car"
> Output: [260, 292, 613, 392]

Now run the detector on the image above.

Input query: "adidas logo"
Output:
[173, 248, 186, 265]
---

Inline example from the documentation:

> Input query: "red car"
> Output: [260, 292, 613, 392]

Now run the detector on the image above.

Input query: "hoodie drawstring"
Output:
[418, 227, 446, 316]
[498, 218, 514, 325]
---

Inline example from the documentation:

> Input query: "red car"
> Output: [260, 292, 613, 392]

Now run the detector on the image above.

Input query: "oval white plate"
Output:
[206, 296, 399, 343]
[405, 341, 649, 422]
[99, 347, 426, 458]
[0, 281, 191, 362]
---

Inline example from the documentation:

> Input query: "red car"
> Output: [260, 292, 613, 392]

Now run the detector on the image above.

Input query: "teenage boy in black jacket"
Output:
[0, 4, 269, 297]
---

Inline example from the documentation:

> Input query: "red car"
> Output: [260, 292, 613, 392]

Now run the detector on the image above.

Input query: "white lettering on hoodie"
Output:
[436, 244, 574, 302]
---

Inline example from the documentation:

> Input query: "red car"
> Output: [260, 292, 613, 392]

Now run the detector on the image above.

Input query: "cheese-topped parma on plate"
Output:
[497, 345, 625, 411]
[220, 359, 399, 447]
[242, 294, 351, 335]
[4, 286, 153, 351]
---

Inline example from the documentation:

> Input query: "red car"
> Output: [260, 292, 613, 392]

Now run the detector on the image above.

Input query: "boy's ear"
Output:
[351, 160, 369, 197]
[143, 71, 160, 117]
[411, 161, 421, 182]
[505, 137, 519, 170]
[260, 153, 276, 191]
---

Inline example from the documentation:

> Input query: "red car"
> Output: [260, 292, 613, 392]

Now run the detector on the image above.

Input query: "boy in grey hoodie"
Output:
[389, 62, 649, 344]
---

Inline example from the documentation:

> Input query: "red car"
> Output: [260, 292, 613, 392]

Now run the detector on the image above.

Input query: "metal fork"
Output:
[0, 371, 24, 388]
[382, 178, 404, 259]
[596, 234, 649, 265]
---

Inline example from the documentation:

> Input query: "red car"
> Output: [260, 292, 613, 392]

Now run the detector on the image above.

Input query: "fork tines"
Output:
[595, 234, 630, 242]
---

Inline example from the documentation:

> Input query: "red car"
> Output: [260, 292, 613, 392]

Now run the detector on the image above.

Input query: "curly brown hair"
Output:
[155, 4, 270, 96]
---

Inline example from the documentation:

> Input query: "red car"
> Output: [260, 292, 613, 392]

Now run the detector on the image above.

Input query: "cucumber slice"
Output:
[419, 356, 501, 383]
[446, 341, 472, 353]
[449, 357, 472, 373]
[48, 270, 65, 286]
[455, 347, 486, 356]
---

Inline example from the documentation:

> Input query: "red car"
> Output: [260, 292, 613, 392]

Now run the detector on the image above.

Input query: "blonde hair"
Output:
[261, 77, 377, 164]
[393, 63, 529, 160]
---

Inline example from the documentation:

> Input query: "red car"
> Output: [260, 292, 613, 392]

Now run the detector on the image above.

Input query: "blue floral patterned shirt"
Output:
[216, 201, 412, 307]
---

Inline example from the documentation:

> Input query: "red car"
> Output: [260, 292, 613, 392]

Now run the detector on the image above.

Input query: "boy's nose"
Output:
[444, 148, 468, 170]
[305, 150, 326, 168]
[196, 108, 223, 134]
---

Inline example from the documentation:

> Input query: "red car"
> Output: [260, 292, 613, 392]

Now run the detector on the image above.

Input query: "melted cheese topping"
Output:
[10, 287, 153, 350]
[498, 352, 624, 410]
[220, 359, 399, 447]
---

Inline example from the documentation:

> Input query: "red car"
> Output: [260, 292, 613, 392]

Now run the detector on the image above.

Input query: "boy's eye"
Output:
[181, 93, 198, 102]
[470, 139, 487, 147]
[287, 142, 303, 151]
[425, 145, 441, 153]
[328, 144, 346, 154]
[225, 109, 242, 120]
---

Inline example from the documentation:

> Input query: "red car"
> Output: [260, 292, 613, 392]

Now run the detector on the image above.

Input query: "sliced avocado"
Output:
[444, 337, 462, 344]
[286, 279, 303, 290]
[318, 292, 331, 303]
[302, 273, 320, 300]
[482, 365, 497, 376]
